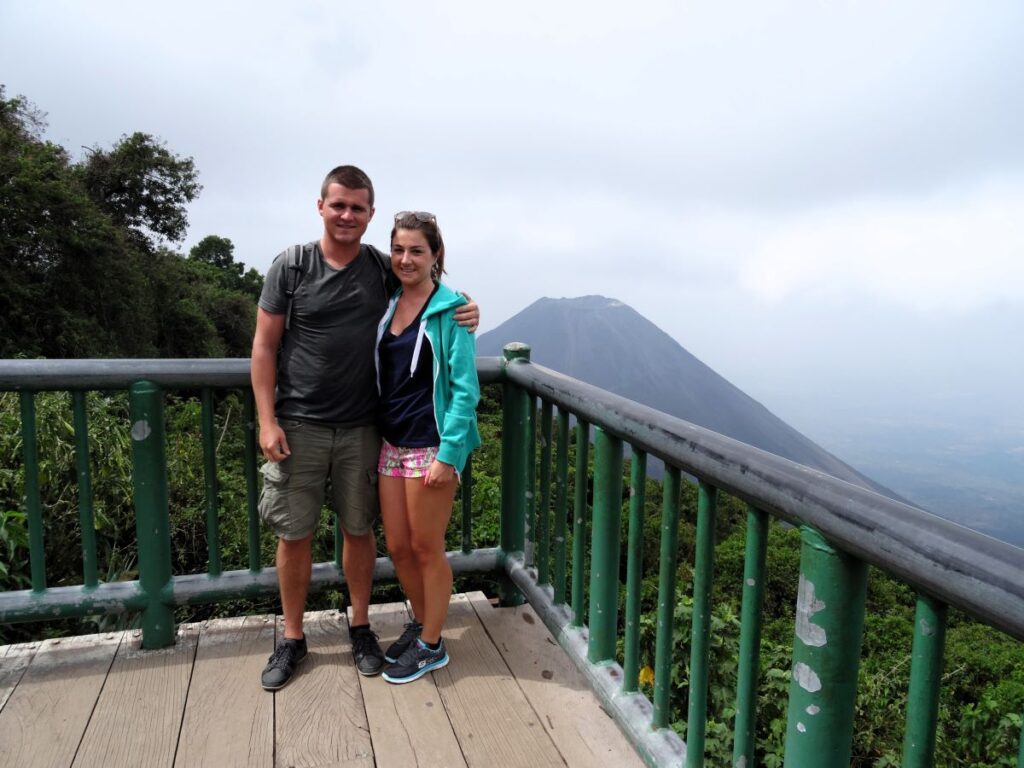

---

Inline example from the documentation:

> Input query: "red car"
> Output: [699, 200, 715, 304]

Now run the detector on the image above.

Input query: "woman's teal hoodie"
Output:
[374, 282, 481, 473]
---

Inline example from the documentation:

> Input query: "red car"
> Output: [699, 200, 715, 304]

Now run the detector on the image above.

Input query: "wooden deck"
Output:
[0, 592, 644, 767]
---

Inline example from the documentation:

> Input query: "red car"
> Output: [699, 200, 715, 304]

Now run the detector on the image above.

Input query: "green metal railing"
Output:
[1, 350, 1023, 767]
[495, 346, 1024, 768]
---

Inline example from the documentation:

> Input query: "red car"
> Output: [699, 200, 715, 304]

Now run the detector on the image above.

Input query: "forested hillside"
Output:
[0, 86, 261, 359]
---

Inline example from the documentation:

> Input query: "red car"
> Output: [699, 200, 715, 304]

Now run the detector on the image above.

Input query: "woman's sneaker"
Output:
[382, 638, 449, 684]
[385, 620, 423, 663]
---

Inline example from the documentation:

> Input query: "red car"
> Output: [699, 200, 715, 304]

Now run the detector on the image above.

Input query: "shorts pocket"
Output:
[258, 461, 292, 532]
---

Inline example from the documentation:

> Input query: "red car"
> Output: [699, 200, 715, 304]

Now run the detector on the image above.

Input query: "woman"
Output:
[374, 211, 481, 684]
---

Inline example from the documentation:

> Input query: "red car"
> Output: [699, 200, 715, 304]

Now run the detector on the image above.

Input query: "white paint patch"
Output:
[919, 617, 934, 637]
[806, 705, 820, 716]
[735, 758, 747, 768]
[795, 573, 827, 647]
[131, 420, 151, 441]
[746, 578, 756, 587]
[793, 662, 822, 692]
[797, 722, 807, 733]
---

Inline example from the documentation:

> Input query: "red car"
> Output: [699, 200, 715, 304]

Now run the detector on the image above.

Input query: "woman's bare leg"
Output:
[404, 477, 457, 644]
[379, 475, 426, 622]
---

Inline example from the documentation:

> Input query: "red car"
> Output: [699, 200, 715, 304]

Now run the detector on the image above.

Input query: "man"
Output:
[251, 165, 478, 690]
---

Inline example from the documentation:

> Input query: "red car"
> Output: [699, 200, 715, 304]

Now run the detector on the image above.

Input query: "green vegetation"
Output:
[0, 86, 260, 359]
[1, 85, 1020, 766]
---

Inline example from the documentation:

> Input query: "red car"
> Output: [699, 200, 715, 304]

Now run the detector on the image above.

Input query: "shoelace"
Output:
[266, 643, 295, 670]
[351, 629, 379, 656]
[396, 621, 421, 644]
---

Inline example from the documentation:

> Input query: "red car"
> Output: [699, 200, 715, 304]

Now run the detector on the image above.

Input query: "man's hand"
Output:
[259, 422, 291, 462]
[423, 459, 456, 488]
[454, 292, 479, 333]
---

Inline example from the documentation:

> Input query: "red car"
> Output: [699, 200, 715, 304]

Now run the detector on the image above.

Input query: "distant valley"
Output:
[477, 296, 1022, 548]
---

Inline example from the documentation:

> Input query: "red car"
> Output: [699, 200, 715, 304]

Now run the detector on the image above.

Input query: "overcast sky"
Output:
[2, 1, 1022, 447]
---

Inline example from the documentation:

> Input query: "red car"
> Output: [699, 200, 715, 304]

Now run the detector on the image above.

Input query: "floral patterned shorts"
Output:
[378, 440, 439, 478]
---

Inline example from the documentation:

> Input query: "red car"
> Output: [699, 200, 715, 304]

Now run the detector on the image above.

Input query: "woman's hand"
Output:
[423, 459, 456, 487]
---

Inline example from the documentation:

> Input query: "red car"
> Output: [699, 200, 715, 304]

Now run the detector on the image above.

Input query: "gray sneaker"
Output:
[261, 636, 308, 691]
[349, 625, 385, 676]
[385, 620, 423, 663]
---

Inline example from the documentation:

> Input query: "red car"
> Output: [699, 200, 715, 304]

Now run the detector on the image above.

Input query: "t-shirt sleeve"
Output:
[258, 250, 290, 315]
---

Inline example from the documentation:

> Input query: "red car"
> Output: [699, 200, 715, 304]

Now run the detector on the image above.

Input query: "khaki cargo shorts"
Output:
[258, 419, 380, 540]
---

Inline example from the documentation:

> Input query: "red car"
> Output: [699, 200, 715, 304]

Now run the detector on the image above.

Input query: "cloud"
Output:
[737, 178, 1024, 312]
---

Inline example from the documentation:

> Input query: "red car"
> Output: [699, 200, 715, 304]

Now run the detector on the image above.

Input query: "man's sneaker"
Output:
[349, 625, 385, 676]
[382, 638, 449, 684]
[261, 636, 308, 691]
[385, 620, 423, 663]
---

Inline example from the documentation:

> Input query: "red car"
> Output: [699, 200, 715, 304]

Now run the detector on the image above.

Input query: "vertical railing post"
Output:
[901, 593, 948, 767]
[571, 419, 590, 626]
[242, 389, 261, 572]
[524, 394, 537, 566]
[687, 481, 718, 767]
[784, 526, 868, 766]
[129, 380, 175, 649]
[19, 392, 46, 592]
[200, 388, 222, 577]
[537, 401, 553, 585]
[72, 391, 98, 589]
[622, 448, 647, 693]
[588, 427, 623, 663]
[733, 505, 769, 767]
[553, 408, 570, 604]
[500, 344, 530, 605]
[653, 466, 682, 729]
[461, 455, 473, 554]
[1018, 708, 1024, 768]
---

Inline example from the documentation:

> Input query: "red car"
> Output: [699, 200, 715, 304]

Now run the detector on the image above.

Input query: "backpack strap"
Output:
[283, 243, 309, 331]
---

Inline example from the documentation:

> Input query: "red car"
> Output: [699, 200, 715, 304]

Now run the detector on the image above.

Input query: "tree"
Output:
[0, 85, 259, 359]
[77, 132, 201, 252]
[189, 234, 264, 301]
[190, 235, 238, 271]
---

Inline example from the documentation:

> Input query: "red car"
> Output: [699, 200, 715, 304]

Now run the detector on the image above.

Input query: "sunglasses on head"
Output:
[394, 211, 436, 225]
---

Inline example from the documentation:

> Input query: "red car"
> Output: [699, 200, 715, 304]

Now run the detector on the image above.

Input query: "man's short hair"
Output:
[321, 165, 374, 207]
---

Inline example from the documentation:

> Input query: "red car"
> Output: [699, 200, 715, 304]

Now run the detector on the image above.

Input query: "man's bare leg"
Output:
[342, 529, 376, 626]
[278, 534, 314, 639]
[343, 528, 384, 675]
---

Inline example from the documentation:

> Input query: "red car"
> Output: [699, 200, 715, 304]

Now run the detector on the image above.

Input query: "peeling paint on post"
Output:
[795, 574, 827, 647]
[784, 527, 867, 766]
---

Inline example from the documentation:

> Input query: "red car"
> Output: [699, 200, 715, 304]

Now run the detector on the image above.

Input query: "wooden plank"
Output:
[467, 592, 644, 767]
[274, 610, 374, 768]
[0, 640, 40, 713]
[359, 602, 467, 768]
[73, 623, 200, 768]
[434, 594, 564, 767]
[0, 631, 123, 768]
[176, 615, 274, 768]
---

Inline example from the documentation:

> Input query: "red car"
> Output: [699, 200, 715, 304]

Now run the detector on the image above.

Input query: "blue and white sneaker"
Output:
[382, 637, 449, 684]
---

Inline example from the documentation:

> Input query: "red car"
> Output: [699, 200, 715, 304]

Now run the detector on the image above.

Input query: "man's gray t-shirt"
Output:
[259, 242, 397, 427]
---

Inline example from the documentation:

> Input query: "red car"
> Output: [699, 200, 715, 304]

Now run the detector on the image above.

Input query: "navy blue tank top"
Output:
[378, 301, 441, 448]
